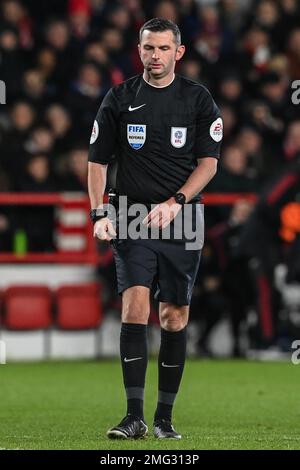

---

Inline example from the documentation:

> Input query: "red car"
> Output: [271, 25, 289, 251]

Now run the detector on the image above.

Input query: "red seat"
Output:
[4, 285, 52, 330]
[56, 283, 102, 329]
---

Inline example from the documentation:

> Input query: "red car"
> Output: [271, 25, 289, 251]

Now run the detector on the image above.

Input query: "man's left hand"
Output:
[142, 198, 182, 229]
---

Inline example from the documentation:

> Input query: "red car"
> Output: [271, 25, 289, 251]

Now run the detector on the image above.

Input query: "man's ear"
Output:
[138, 43, 141, 57]
[176, 45, 185, 62]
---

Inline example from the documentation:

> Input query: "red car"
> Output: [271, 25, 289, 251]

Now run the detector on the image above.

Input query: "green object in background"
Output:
[13, 229, 28, 255]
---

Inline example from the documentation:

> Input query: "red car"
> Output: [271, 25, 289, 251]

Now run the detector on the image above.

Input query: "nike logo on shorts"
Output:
[128, 104, 146, 111]
[124, 357, 142, 362]
[161, 362, 180, 368]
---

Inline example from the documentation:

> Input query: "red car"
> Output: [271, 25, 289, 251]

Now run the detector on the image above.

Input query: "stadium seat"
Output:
[4, 285, 52, 330]
[56, 283, 102, 329]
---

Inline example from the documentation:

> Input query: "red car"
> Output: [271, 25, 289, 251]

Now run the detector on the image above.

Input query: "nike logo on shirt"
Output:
[161, 362, 180, 368]
[124, 357, 142, 362]
[128, 104, 146, 111]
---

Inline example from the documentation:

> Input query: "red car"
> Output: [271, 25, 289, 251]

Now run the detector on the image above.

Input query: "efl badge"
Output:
[90, 120, 99, 144]
[210, 117, 223, 142]
[127, 124, 146, 150]
[171, 127, 187, 148]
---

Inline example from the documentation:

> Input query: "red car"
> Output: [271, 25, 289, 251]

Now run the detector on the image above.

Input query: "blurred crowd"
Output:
[1, 0, 300, 355]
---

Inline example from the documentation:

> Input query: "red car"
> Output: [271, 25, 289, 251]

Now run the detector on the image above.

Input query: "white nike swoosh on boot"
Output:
[124, 357, 143, 362]
[161, 362, 180, 368]
[128, 104, 146, 111]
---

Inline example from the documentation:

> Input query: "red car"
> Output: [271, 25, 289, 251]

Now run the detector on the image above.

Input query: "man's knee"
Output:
[160, 304, 189, 332]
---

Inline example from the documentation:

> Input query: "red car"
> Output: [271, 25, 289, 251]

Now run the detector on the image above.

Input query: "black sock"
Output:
[120, 323, 148, 420]
[154, 327, 187, 422]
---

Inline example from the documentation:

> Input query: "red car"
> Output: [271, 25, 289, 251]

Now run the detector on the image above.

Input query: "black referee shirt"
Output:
[88, 74, 222, 205]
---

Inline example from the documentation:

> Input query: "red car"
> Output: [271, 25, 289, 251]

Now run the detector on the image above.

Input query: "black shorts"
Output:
[111, 238, 201, 306]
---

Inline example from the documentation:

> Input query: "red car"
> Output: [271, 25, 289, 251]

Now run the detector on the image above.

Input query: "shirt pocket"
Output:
[164, 113, 196, 155]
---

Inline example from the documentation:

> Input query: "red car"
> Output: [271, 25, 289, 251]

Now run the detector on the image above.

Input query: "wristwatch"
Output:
[174, 192, 186, 206]
[90, 208, 108, 224]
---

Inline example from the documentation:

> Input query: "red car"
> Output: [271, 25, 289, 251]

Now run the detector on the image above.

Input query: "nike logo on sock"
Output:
[161, 362, 180, 368]
[124, 357, 143, 362]
[128, 104, 146, 111]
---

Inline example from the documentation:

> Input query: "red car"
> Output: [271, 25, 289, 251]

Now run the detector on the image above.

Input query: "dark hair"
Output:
[139, 18, 181, 45]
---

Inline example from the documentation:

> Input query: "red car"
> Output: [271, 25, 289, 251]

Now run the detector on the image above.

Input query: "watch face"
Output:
[175, 193, 186, 205]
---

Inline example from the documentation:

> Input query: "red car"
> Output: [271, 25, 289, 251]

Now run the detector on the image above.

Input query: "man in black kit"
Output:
[88, 18, 222, 440]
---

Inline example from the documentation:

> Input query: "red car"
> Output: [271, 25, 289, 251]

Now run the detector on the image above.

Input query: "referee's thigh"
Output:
[122, 286, 151, 324]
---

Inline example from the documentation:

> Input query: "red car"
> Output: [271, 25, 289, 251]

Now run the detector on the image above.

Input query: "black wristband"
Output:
[90, 209, 108, 224]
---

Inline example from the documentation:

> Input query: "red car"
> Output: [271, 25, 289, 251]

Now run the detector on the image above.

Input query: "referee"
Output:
[88, 18, 222, 440]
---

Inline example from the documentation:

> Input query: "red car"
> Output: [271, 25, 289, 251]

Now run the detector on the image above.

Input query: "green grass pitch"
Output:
[0, 359, 300, 450]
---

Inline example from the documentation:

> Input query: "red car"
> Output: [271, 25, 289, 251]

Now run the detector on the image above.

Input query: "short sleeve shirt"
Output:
[88, 74, 222, 205]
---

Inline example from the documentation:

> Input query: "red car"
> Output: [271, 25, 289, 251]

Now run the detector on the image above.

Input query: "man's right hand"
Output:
[93, 218, 117, 241]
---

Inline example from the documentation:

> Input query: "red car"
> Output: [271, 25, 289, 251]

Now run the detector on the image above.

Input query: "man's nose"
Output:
[152, 49, 159, 59]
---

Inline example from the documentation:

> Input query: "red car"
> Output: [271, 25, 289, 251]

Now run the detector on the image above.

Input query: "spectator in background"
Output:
[283, 120, 300, 161]
[0, 167, 11, 192]
[100, 27, 135, 77]
[219, 0, 251, 35]
[0, 25, 25, 100]
[24, 0, 67, 20]
[84, 40, 123, 86]
[24, 125, 55, 158]
[236, 126, 267, 181]
[207, 144, 257, 223]
[36, 47, 56, 75]
[45, 104, 73, 155]
[67, 62, 104, 139]
[123, 0, 145, 25]
[14, 154, 57, 251]
[60, 146, 88, 192]
[218, 103, 237, 140]
[238, 27, 272, 86]
[258, 71, 290, 123]
[286, 28, 300, 80]
[278, 0, 300, 47]
[68, 0, 91, 43]
[153, 1, 179, 24]
[207, 199, 255, 357]
[190, 238, 227, 357]
[0, 87, 14, 246]
[7, 100, 35, 136]
[105, 3, 135, 51]
[19, 154, 56, 251]
[1, 100, 36, 179]
[217, 71, 244, 116]
[209, 144, 257, 193]
[1, 0, 34, 51]
[20, 69, 49, 111]
[84, 40, 108, 65]
[177, 0, 199, 44]
[36, 48, 58, 93]
[44, 19, 75, 94]
[246, 100, 284, 165]
[235, 155, 300, 349]
[192, 199, 255, 358]
[179, 56, 204, 84]
[252, 0, 281, 51]
[268, 53, 289, 78]
[0, 209, 11, 251]
[44, 18, 70, 53]
[15, 154, 56, 192]
[194, 5, 222, 62]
